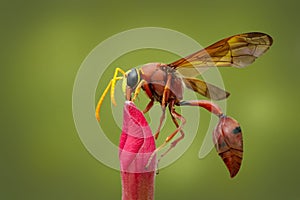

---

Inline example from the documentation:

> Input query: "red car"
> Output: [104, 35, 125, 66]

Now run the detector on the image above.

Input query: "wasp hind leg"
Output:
[155, 100, 223, 165]
[145, 101, 186, 169]
[157, 102, 186, 164]
[178, 100, 224, 117]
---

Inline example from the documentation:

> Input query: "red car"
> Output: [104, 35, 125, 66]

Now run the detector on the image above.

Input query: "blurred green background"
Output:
[1, 0, 299, 199]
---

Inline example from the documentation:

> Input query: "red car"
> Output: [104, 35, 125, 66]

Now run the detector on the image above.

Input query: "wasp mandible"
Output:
[95, 32, 273, 177]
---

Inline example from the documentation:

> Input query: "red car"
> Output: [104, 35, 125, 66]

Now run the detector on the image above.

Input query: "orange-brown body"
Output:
[139, 63, 183, 105]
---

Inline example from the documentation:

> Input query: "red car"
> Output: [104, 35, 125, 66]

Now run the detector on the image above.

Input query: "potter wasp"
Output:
[95, 32, 273, 177]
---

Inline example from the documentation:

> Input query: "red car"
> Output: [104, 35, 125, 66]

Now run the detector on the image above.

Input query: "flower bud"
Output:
[119, 101, 156, 200]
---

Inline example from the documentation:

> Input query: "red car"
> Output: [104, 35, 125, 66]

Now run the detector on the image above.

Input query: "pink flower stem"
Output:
[121, 172, 155, 200]
[119, 101, 156, 200]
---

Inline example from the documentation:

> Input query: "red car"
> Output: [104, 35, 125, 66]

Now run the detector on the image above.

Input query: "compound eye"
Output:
[127, 68, 138, 88]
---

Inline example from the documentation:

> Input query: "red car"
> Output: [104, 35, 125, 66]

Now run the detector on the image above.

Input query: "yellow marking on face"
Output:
[140, 68, 144, 75]
[122, 70, 130, 94]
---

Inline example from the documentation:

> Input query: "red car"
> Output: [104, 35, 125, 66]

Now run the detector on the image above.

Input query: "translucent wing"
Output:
[182, 77, 230, 100]
[168, 32, 273, 77]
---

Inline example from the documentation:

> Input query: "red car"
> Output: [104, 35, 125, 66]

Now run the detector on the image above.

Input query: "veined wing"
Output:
[168, 32, 273, 77]
[182, 77, 230, 100]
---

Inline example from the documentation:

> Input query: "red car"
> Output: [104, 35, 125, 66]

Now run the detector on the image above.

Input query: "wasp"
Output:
[95, 32, 273, 175]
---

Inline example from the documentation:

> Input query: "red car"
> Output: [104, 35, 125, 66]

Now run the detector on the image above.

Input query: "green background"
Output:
[1, 0, 299, 199]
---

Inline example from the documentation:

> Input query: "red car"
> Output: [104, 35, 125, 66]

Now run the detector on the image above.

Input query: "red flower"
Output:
[213, 115, 243, 178]
[119, 101, 156, 200]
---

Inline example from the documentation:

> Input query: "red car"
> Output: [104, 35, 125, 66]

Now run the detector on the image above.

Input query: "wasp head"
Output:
[122, 68, 141, 100]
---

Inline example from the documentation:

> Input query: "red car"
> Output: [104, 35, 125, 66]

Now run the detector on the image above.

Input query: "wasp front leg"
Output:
[143, 99, 154, 114]
[131, 80, 146, 102]
[130, 80, 156, 115]
[141, 82, 155, 114]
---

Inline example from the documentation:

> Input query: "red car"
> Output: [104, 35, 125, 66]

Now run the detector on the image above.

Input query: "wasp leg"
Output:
[145, 101, 186, 169]
[141, 82, 155, 114]
[157, 101, 186, 163]
[132, 80, 145, 102]
[111, 68, 126, 105]
[178, 100, 224, 117]
[95, 76, 123, 121]
[155, 107, 166, 140]
[132, 80, 156, 114]
[155, 73, 172, 140]
[143, 99, 154, 114]
[161, 73, 172, 107]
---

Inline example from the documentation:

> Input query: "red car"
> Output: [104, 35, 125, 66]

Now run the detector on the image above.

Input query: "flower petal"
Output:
[119, 101, 156, 200]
